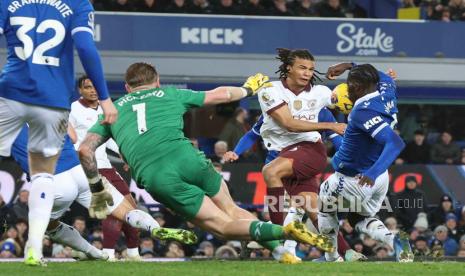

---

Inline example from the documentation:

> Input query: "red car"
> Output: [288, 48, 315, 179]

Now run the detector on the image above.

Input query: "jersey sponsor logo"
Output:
[363, 116, 383, 130]
[363, 101, 371, 107]
[181, 28, 243, 45]
[336, 23, 394, 56]
[384, 100, 395, 114]
[293, 114, 316, 121]
[261, 91, 275, 106]
[293, 100, 302, 110]
[307, 99, 317, 108]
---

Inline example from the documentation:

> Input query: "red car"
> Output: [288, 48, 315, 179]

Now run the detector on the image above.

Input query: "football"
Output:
[332, 83, 353, 115]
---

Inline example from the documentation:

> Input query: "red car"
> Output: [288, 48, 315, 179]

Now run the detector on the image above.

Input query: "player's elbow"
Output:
[78, 143, 93, 160]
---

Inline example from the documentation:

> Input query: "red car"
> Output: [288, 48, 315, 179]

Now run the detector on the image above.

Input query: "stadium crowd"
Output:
[91, 0, 465, 21]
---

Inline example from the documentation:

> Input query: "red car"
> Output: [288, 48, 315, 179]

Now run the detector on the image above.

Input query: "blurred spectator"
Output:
[195, 241, 214, 257]
[340, 219, 357, 243]
[141, 248, 156, 258]
[296, 242, 311, 259]
[413, 235, 431, 256]
[209, 140, 228, 163]
[384, 217, 400, 235]
[140, 237, 155, 255]
[153, 212, 166, 227]
[413, 212, 430, 234]
[268, 0, 295, 16]
[213, 0, 241, 14]
[394, 175, 428, 230]
[52, 244, 73, 258]
[429, 194, 454, 230]
[190, 137, 200, 149]
[308, 246, 322, 259]
[441, 6, 452, 21]
[15, 218, 28, 248]
[373, 244, 389, 259]
[449, 0, 465, 20]
[445, 212, 462, 241]
[458, 249, 465, 257]
[191, 0, 213, 14]
[457, 206, 465, 230]
[91, 237, 104, 250]
[109, 0, 135, 11]
[135, 0, 162, 12]
[361, 235, 376, 256]
[459, 234, 465, 250]
[242, 0, 267, 15]
[12, 190, 29, 221]
[460, 148, 465, 164]
[165, 0, 191, 13]
[0, 238, 21, 258]
[399, 130, 431, 164]
[219, 108, 249, 151]
[315, 0, 346, 17]
[294, 0, 317, 16]
[43, 235, 53, 257]
[72, 216, 88, 238]
[0, 194, 17, 226]
[215, 245, 239, 259]
[431, 225, 458, 256]
[430, 131, 461, 164]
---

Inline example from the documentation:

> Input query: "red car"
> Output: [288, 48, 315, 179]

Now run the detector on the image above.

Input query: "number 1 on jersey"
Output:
[132, 103, 147, 134]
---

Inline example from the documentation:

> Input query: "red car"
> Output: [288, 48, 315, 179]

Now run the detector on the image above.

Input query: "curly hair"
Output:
[275, 48, 323, 86]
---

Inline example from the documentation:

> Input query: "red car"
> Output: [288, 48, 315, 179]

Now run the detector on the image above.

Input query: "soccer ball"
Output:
[332, 83, 353, 115]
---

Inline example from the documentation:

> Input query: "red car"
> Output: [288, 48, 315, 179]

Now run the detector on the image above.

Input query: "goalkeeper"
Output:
[78, 62, 334, 264]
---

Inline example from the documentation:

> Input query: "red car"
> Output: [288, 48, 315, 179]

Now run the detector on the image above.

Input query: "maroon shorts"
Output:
[98, 168, 130, 196]
[279, 141, 327, 196]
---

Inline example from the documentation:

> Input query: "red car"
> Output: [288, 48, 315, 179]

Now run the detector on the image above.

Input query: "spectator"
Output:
[448, 0, 465, 20]
[190, 137, 200, 149]
[213, 0, 241, 14]
[195, 241, 214, 257]
[458, 249, 465, 257]
[215, 245, 239, 259]
[0, 194, 17, 226]
[219, 108, 249, 151]
[413, 212, 430, 235]
[384, 217, 400, 235]
[457, 206, 465, 231]
[430, 225, 458, 256]
[0, 238, 21, 258]
[441, 6, 452, 21]
[315, 0, 346, 17]
[460, 148, 465, 164]
[430, 131, 461, 164]
[429, 194, 454, 230]
[308, 246, 322, 259]
[165, 0, 191, 13]
[135, 0, 162, 12]
[459, 234, 465, 250]
[413, 236, 431, 256]
[399, 130, 431, 164]
[402, 0, 416, 8]
[15, 218, 28, 248]
[43, 235, 53, 257]
[12, 190, 28, 221]
[91, 237, 104, 250]
[445, 213, 462, 241]
[191, 0, 213, 14]
[373, 244, 389, 259]
[140, 237, 155, 255]
[141, 248, 156, 258]
[294, 0, 316, 16]
[72, 216, 88, 238]
[109, 0, 135, 11]
[295, 242, 311, 259]
[153, 212, 166, 227]
[209, 140, 228, 163]
[394, 175, 428, 230]
[268, 0, 294, 16]
[242, 0, 267, 15]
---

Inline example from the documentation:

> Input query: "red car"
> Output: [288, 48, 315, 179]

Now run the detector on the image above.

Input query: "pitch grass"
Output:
[2, 261, 465, 276]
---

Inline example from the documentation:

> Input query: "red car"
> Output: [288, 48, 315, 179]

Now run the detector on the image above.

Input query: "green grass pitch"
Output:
[2, 261, 465, 276]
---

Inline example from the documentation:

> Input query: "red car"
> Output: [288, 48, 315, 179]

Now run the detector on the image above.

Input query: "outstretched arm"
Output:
[78, 133, 109, 188]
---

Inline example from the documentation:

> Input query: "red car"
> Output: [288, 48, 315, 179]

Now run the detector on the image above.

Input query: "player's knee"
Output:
[262, 164, 282, 185]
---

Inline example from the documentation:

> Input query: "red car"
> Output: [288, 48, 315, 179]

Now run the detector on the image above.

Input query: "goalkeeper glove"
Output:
[88, 175, 114, 219]
[242, 73, 272, 96]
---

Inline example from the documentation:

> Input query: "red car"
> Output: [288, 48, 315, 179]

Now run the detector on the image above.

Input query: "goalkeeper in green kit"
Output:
[78, 62, 334, 263]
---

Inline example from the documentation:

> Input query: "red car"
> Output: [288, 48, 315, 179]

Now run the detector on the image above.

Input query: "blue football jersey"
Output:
[12, 125, 80, 175]
[0, 0, 94, 109]
[332, 90, 398, 177]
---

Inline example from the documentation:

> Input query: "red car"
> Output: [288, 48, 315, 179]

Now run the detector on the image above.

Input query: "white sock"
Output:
[318, 212, 340, 261]
[127, 247, 140, 257]
[355, 218, 394, 249]
[47, 222, 103, 259]
[26, 173, 55, 258]
[125, 209, 160, 232]
[103, 248, 116, 259]
[283, 207, 304, 256]
[271, 245, 287, 260]
[305, 219, 319, 234]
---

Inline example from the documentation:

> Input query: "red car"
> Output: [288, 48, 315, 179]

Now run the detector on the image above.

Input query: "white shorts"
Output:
[319, 171, 389, 217]
[50, 165, 125, 220]
[0, 97, 69, 157]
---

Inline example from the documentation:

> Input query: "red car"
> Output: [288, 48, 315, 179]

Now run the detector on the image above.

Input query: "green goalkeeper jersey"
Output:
[89, 87, 205, 180]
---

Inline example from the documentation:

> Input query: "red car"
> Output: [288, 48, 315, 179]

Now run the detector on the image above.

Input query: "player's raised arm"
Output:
[71, 4, 117, 124]
[203, 73, 271, 105]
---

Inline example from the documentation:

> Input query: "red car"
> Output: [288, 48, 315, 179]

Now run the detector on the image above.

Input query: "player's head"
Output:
[347, 64, 379, 103]
[275, 48, 320, 88]
[125, 62, 160, 93]
[77, 75, 98, 102]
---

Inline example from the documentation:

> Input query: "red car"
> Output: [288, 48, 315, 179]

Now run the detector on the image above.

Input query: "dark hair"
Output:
[125, 62, 158, 88]
[275, 48, 322, 86]
[77, 75, 89, 89]
[347, 64, 380, 91]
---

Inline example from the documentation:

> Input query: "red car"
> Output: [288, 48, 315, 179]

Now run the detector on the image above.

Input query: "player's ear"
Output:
[124, 83, 132, 93]
[155, 78, 160, 88]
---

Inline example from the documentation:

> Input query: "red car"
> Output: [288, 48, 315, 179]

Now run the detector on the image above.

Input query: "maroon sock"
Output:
[266, 187, 285, 225]
[337, 232, 350, 256]
[102, 215, 123, 249]
[122, 222, 139, 249]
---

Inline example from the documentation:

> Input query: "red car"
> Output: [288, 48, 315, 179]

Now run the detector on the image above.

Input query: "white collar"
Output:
[353, 91, 380, 107]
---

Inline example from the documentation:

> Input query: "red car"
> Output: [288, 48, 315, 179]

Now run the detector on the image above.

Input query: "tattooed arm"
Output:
[78, 132, 109, 192]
